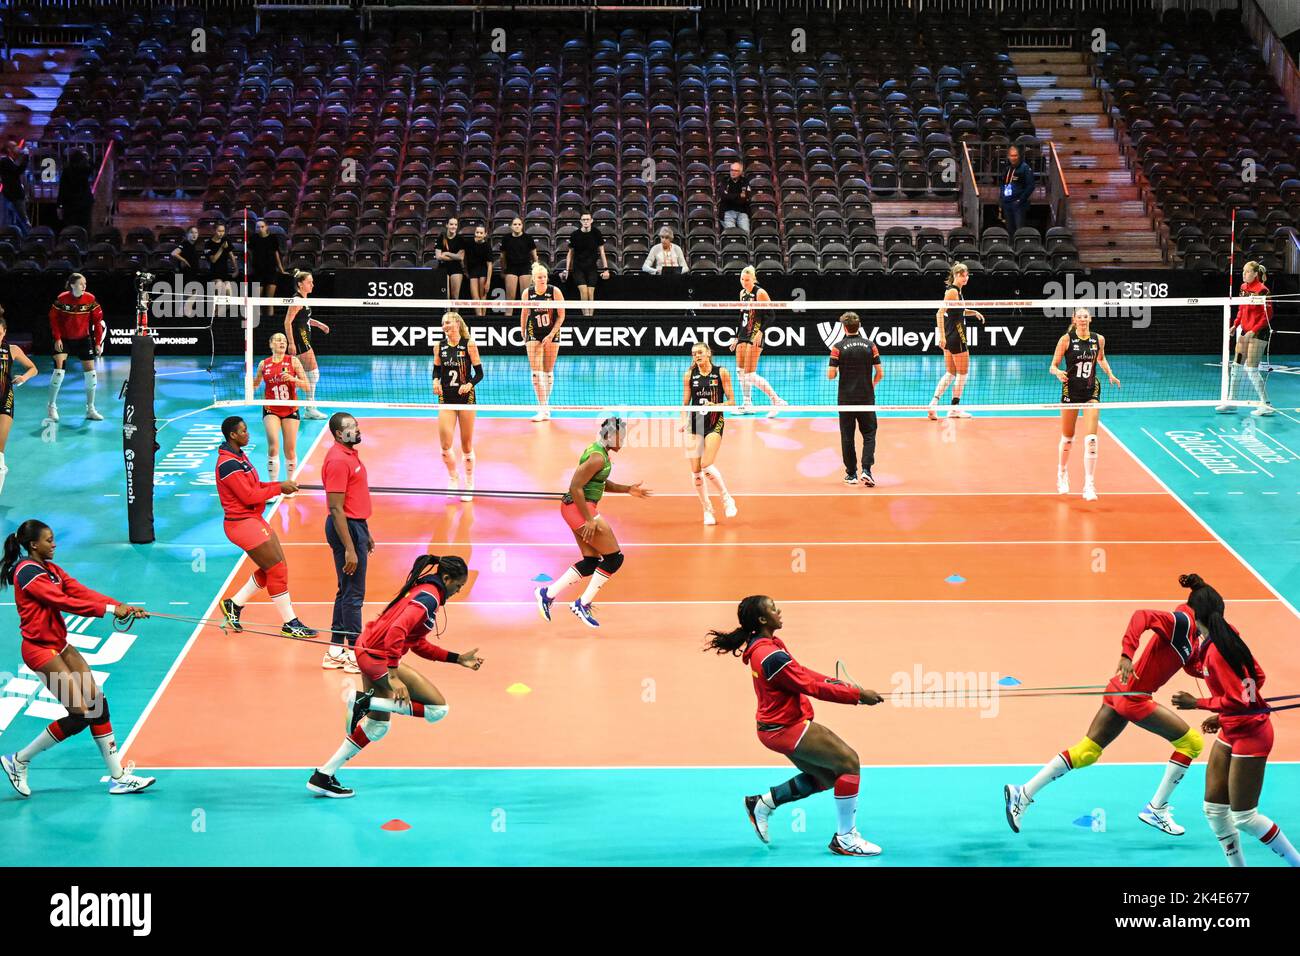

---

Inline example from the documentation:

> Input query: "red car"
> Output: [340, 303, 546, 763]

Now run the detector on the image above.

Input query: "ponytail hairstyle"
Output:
[383, 553, 470, 613]
[293, 269, 312, 290]
[704, 594, 772, 656]
[1180, 573, 1259, 683]
[945, 262, 969, 287]
[1243, 260, 1266, 284]
[441, 310, 470, 341]
[1, 519, 51, 589]
[1070, 306, 1092, 336]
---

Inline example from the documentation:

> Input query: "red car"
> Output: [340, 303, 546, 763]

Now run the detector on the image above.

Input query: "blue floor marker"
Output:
[532, 573, 553, 582]
[998, 676, 1022, 687]
[945, 574, 966, 584]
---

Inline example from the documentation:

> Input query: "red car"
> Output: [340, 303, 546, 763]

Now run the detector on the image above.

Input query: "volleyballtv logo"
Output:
[816, 321, 847, 349]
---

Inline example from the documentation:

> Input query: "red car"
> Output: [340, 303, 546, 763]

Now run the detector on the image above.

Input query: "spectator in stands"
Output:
[718, 161, 753, 233]
[1000, 146, 1035, 234]
[500, 217, 538, 311]
[433, 217, 467, 300]
[171, 226, 201, 273]
[247, 219, 285, 299]
[464, 224, 494, 316]
[642, 227, 687, 275]
[206, 223, 237, 298]
[560, 211, 609, 317]
[0, 139, 31, 236]
[57, 149, 93, 232]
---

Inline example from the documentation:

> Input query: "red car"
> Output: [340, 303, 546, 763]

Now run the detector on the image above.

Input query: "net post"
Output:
[123, 332, 157, 544]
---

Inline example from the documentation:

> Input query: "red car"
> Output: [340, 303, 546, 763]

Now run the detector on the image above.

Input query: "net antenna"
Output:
[1222, 207, 1235, 406]
[243, 207, 254, 405]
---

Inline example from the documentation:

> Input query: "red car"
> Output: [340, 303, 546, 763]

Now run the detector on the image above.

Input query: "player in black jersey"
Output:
[0, 309, 39, 496]
[680, 343, 738, 525]
[731, 266, 787, 416]
[433, 311, 484, 502]
[283, 270, 330, 420]
[928, 263, 985, 420]
[519, 264, 567, 422]
[1050, 308, 1120, 501]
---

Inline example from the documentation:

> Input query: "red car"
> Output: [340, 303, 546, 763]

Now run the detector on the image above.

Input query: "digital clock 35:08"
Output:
[367, 281, 417, 298]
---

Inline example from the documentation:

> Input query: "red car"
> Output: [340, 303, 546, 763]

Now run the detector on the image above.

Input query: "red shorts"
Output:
[1218, 718, 1274, 758]
[560, 498, 598, 532]
[1103, 676, 1158, 722]
[224, 517, 273, 553]
[354, 642, 392, 682]
[21, 638, 68, 671]
[757, 720, 810, 756]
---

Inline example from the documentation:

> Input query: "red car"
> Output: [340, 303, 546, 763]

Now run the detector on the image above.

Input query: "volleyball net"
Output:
[193, 290, 1296, 414]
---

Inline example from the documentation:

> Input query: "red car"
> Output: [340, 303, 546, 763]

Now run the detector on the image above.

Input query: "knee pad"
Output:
[599, 551, 625, 575]
[53, 713, 89, 740]
[1172, 727, 1204, 761]
[424, 704, 449, 724]
[1203, 801, 1234, 829]
[360, 717, 390, 743]
[253, 568, 268, 589]
[1084, 435, 1098, 458]
[441, 447, 457, 466]
[87, 695, 111, 731]
[1059, 437, 1073, 448]
[1231, 807, 1274, 839]
[265, 560, 289, 597]
[1066, 736, 1103, 769]
[573, 556, 601, 577]
[693, 471, 703, 485]
[703, 465, 721, 479]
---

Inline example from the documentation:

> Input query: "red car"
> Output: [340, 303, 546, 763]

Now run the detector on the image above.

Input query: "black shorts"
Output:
[54, 336, 96, 362]
[688, 413, 725, 438]
[572, 265, 600, 286]
[525, 318, 556, 342]
[466, 267, 489, 281]
[1, 386, 13, 418]
[438, 387, 476, 406]
[1061, 379, 1100, 405]
[262, 407, 300, 421]
[252, 271, 280, 289]
[505, 264, 534, 279]
[292, 324, 313, 355]
[943, 323, 968, 355]
[1240, 326, 1271, 344]
[737, 323, 763, 348]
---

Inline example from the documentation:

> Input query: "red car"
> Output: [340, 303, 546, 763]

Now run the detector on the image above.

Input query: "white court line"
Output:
[115, 760, 1300, 772]
[1208, 428, 1275, 478]
[1253, 426, 1300, 460]
[120, 424, 333, 758]
[1139, 427, 1200, 478]
[211, 539, 1219, 548]
[1103, 423, 1300, 622]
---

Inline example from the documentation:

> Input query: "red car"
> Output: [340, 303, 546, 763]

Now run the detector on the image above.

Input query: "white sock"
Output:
[703, 464, 731, 498]
[931, 371, 952, 402]
[740, 371, 753, 406]
[233, 574, 263, 606]
[531, 370, 544, 405]
[543, 371, 554, 405]
[547, 564, 587, 598]
[580, 566, 613, 604]
[318, 720, 383, 775]
[1022, 753, 1071, 800]
[48, 367, 65, 406]
[1204, 802, 1245, 867]
[693, 471, 712, 509]
[441, 447, 458, 479]
[16, 726, 63, 763]
[1150, 758, 1189, 809]
[952, 372, 967, 401]
[1058, 437, 1072, 471]
[834, 781, 858, 836]
[750, 372, 778, 400]
[0, 452, 7, 495]
[267, 456, 279, 482]
[93, 728, 124, 778]
[1234, 808, 1300, 866]
[271, 591, 298, 624]
[1245, 366, 1268, 403]
[287, 459, 297, 480]
[1083, 434, 1098, 485]
[307, 368, 320, 407]
[1225, 362, 1240, 401]
[463, 451, 475, 482]
[84, 369, 97, 409]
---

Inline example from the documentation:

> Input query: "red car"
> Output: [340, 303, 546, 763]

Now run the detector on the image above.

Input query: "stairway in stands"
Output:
[1013, 50, 1167, 269]
[0, 47, 76, 143]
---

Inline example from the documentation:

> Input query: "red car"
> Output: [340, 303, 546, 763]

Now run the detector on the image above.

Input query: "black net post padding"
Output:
[123, 333, 157, 544]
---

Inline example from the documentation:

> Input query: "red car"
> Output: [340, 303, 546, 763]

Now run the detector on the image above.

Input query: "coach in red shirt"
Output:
[322, 412, 373, 672]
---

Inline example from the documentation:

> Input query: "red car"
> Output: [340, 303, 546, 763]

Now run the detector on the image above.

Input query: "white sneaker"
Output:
[461, 476, 474, 502]
[828, 828, 882, 857]
[1082, 482, 1098, 502]
[108, 769, 157, 795]
[85, 406, 104, 422]
[1215, 404, 1237, 414]
[1252, 405, 1275, 417]
[1057, 470, 1069, 495]
[1003, 783, 1031, 833]
[303, 407, 327, 420]
[722, 495, 738, 518]
[343, 649, 360, 674]
[1, 753, 30, 798]
[46, 403, 60, 422]
[735, 405, 754, 416]
[947, 407, 972, 419]
[1139, 802, 1185, 836]
[927, 401, 939, 421]
[322, 648, 350, 670]
[703, 509, 717, 526]
[531, 409, 547, 422]
[744, 795, 772, 844]
[766, 398, 788, 419]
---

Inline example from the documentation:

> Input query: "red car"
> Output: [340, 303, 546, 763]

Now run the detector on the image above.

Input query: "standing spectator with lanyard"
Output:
[247, 219, 285, 300]
[206, 223, 237, 299]
[560, 211, 609, 317]
[322, 412, 374, 673]
[0, 139, 31, 236]
[1000, 146, 1035, 234]
[828, 312, 884, 487]
[718, 161, 753, 233]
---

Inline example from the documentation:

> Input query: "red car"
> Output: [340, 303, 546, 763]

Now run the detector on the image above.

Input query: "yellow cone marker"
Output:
[506, 682, 531, 696]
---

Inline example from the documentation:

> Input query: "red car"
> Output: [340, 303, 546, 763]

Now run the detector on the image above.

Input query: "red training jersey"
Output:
[49, 291, 106, 349]
[356, 578, 456, 669]
[1119, 604, 1203, 695]
[260, 356, 298, 417]
[215, 441, 281, 520]
[1232, 280, 1273, 336]
[741, 634, 860, 727]
[1195, 639, 1269, 732]
[13, 558, 116, 648]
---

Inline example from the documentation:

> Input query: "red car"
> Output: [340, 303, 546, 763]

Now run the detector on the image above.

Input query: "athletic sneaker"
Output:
[306, 771, 354, 798]
[303, 408, 327, 421]
[85, 406, 104, 422]
[1057, 470, 1069, 495]
[927, 400, 939, 422]
[1, 753, 30, 798]
[446, 474, 460, 497]
[461, 476, 474, 502]
[722, 495, 738, 518]
[947, 407, 972, 419]
[1252, 404, 1276, 417]
[282, 618, 317, 639]
[46, 403, 59, 423]
[766, 398, 788, 419]
[735, 404, 754, 416]
[570, 600, 600, 629]
[322, 647, 359, 673]
[828, 829, 882, 857]
[703, 509, 717, 526]
[1139, 802, 1185, 836]
[535, 586, 554, 623]
[744, 794, 772, 844]
[346, 688, 374, 734]
[860, 470, 875, 487]
[1003, 783, 1031, 833]
[530, 409, 548, 422]
[1082, 482, 1098, 502]
[220, 598, 244, 632]
[108, 770, 156, 795]
[843, 472, 858, 485]
[1215, 403, 1237, 414]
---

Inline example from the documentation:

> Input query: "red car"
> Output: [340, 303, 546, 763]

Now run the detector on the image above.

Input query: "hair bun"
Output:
[1179, 573, 1205, 590]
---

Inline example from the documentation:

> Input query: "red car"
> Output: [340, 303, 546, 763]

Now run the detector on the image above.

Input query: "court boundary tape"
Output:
[89, 760, 1300, 771]
[1102, 422, 1300, 622]
[270, 598, 1285, 606]
[118, 425, 334, 758]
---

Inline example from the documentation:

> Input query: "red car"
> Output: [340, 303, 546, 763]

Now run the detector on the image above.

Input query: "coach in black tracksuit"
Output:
[828, 311, 884, 487]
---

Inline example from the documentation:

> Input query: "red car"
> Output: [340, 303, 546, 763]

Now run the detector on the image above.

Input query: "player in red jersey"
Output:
[1217, 260, 1275, 416]
[1004, 576, 1211, 836]
[308, 554, 482, 797]
[255, 332, 309, 483]
[0, 519, 155, 797]
[214, 415, 315, 639]
[1171, 574, 1299, 867]
[46, 272, 106, 422]
[0, 308, 39, 496]
[706, 595, 885, 856]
